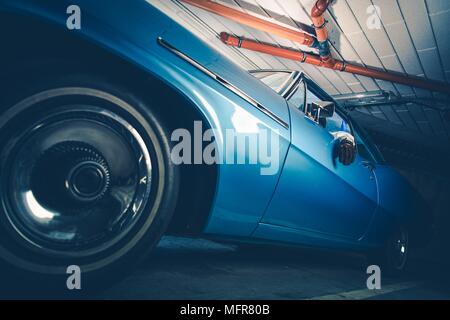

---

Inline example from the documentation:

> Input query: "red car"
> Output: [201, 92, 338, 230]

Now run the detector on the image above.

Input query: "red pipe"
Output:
[180, 0, 318, 47]
[220, 33, 450, 94]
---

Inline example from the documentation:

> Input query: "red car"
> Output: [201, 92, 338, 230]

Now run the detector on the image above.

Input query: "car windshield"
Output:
[251, 71, 292, 94]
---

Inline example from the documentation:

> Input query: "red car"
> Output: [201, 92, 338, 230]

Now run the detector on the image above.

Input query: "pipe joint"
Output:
[301, 53, 308, 63]
[237, 36, 243, 48]
[317, 41, 331, 58]
[313, 19, 328, 30]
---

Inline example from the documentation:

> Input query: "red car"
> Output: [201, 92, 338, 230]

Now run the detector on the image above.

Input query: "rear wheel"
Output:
[0, 73, 179, 296]
[367, 226, 409, 277]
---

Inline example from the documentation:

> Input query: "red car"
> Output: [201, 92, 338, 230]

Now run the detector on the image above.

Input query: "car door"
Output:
[260, 79, 379, 240]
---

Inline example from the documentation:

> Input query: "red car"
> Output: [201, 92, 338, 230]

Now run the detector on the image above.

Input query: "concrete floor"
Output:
[97, 236, 450, 300]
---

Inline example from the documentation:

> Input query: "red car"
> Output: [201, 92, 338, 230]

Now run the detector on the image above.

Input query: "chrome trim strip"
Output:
[249, 69, 293, 74]
[276, 71, 296, 95]
[157, 37, 289, 129]
[280, 72, 301, 98]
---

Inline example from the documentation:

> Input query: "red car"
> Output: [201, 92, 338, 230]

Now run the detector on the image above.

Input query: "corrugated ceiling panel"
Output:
[374, 0, 425, 82]
[398, 0, 446, 82]
[379, 105, 403, 126]
[369, 106, 387, 120]
[396, 107, 420, 131]
[425, 108, 447, 138]
[426, 0, 450, 82]
[337, 1, 399, 94]
[408, 103, 434, 135]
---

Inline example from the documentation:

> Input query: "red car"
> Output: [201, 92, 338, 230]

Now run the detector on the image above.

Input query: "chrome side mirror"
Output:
[305, 101, 335, 125]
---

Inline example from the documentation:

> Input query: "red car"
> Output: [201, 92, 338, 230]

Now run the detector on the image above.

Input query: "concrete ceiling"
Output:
[148, 0, 450, 153]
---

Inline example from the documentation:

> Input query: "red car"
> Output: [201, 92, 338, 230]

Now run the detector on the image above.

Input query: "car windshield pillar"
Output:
[250, 70, 295, 95]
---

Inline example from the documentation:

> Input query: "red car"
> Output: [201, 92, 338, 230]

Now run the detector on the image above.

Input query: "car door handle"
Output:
[361, 161, 375, 179]
[361, 160, 375, 170]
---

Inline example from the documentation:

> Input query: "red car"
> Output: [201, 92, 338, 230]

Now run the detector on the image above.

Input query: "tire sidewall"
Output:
[0, 73, 179, 293]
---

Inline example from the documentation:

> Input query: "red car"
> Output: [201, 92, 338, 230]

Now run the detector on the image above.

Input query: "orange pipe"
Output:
[180, 0, 318, 47]
[220, 33, 450, 94]
[311, 0, 334, 65]
[311, 0, 331, 42]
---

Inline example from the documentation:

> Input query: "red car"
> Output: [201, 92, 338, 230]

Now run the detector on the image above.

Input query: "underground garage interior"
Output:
[0, 0, 450, 302]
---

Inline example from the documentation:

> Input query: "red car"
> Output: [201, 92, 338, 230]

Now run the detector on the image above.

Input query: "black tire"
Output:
[367, 226, 409, 277]
[0, 71, 179, 297]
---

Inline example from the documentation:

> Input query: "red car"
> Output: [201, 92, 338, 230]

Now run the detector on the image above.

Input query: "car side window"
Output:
[305, 87, 321, 109]
[287, 80, 306, 111]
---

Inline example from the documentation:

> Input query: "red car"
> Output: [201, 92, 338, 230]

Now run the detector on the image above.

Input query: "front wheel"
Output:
[0, 74, 179, 295]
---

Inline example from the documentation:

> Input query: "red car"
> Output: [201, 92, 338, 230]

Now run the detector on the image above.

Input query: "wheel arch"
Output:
[0, 11, 218, 236]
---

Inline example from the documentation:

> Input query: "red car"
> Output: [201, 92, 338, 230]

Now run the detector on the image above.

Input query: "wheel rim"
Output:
[389, 227, 409, 270]
[1, 104, 153, 258]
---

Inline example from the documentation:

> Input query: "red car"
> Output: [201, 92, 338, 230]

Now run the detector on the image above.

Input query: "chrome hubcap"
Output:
[32, 141, 111, 209]
[1, 105, 153, 257]
[67, 161, 109, 202]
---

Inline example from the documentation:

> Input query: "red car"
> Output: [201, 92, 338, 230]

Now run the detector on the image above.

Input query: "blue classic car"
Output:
[0, 0, 431, 291]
